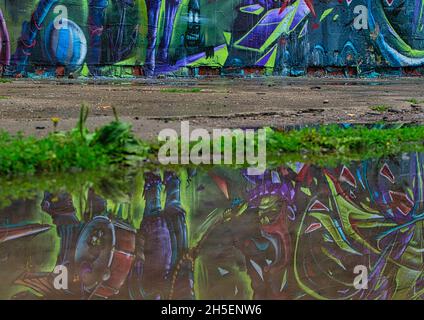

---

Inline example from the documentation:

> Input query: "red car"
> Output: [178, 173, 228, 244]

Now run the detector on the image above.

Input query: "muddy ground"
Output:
[0, 77, 424, 141]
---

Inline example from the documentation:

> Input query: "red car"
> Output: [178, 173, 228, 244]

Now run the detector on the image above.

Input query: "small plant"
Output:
[160, 88, 202, 93]
[370, 105, 390, 112]
[407, 98, 424, 105]
[51, 117, 60, 132]
[407, 98, 419, 104]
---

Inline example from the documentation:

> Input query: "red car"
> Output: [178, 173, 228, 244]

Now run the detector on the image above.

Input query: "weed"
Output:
[407, 98, 419, 104]
[370, 105, 390, 112]
[407, 98, 424, 105]
[160, 88, 202, 93]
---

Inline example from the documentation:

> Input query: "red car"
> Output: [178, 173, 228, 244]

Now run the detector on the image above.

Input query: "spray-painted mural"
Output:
[0, 152, 423, 299]
[1, 0, 424, 77]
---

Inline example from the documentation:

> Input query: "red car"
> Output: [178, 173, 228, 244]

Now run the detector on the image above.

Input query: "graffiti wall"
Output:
[1, 0, 424, 77]
[0, 152, 423, 299]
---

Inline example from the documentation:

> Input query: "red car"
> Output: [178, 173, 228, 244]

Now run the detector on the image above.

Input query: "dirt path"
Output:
[1, 77, 424, 141]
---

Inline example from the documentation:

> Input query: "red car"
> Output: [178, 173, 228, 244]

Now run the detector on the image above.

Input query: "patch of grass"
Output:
[0, 95, 9, 100]
[407, 98, 419, 104]
[407, 98, 424, 104]
[370, 105, 390, 112]
[160, 87, 202, 93]
[1, 106, 424, 175]
[0, 105, 150, 175]
[0, 78, 12, 84]
[264, 125, 424, 167]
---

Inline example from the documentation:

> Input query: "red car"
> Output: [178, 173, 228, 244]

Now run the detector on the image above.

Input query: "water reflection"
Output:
[0, 152, 423, 300]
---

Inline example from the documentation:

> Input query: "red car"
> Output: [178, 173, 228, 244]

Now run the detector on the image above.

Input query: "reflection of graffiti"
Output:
[3, 171, 192, 300]
[1, 152, 424, 300]
[293, 157, 424, 300]
[2, 0, 424, 77]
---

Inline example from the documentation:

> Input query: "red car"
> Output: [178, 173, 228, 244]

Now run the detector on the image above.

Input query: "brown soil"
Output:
[1, 77, 424, 141]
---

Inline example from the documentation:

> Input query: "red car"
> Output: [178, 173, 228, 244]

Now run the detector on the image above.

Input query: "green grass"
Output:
[0, 95, 9, 100]
[407, 98, 424, 104]
[370, 105, 390, 112]
[0, 79, 12, 84]
[1, 106, 424, 175]
[160, 87, 202, 93]
[407, 98, 419, 104]
[264, 125, 424, 166]
[0, 105, 150, 175]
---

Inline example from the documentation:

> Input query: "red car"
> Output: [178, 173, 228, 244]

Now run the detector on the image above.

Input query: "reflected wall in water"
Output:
[0, 152, 423, 300]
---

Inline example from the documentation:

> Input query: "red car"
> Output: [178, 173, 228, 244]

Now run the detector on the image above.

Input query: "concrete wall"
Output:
[1, 0, 424, 77]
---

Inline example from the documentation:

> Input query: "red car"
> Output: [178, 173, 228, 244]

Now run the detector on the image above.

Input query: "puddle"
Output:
[0, 149, 423, 300]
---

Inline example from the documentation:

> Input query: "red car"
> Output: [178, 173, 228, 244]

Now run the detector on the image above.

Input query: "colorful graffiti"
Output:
[0, 152, 423, 299]
[1, 0, 424, 77]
